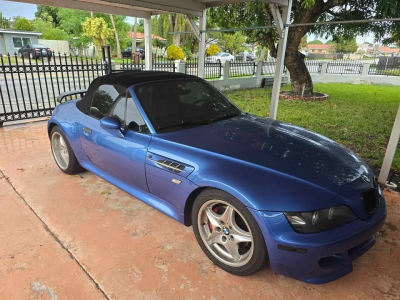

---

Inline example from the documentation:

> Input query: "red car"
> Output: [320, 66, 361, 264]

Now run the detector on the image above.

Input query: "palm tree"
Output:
[110, 14, 121, 59]
[131, 17, 138, 58]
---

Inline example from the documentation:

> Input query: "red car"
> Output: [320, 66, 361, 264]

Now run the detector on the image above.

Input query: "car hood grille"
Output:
[159, 114, 373, 193]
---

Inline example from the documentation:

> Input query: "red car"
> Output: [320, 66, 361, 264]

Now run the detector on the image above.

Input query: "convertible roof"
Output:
[100, 70, 197, 87]
[76, 71, 197, 114]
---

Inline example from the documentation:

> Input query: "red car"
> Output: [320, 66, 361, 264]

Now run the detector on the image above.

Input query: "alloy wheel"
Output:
[51, 132, 69, 170]
[197, 200, 254, 267]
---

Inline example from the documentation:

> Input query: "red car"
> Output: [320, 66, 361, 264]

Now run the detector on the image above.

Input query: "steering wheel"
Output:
[186, 99, 208, 114]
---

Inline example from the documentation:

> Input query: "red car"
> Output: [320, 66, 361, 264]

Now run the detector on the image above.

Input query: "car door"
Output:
[79, 84, 152, 191]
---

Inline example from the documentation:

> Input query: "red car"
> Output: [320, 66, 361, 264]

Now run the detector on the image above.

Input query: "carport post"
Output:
[198, 8, 206, 78]
[269, 0, 292, 119]
[144, 12, 153, 70]
[378, 105, 400, 184]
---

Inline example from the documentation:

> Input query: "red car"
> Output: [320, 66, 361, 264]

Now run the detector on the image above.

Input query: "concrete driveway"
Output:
[0, 121, 399, 300]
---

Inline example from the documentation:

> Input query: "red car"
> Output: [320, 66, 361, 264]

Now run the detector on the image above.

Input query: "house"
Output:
[307, 44, 331, 54]
[378, 46, 400, 56]
[366, 44, 400, 56]
[126, 32, 166, 42]
[0, 29, 42, 55]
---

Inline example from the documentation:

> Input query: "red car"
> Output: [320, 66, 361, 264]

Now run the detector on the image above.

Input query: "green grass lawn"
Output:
[225, 83, 400, 173]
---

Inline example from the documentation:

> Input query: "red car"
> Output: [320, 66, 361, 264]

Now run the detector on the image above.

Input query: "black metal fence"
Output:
[120, 55, 175, 72]
[368, 57, 400, 76]
[305, 59, 323, 74]
[229, 61, 256, 77]
[327, 59, 363, 74]
[0, 51, 106, 125]
[261, 57, 288, 75]
[185, 58, 222, 79]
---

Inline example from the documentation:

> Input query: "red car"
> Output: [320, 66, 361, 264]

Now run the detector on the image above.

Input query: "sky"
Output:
[0, 0, 376, 44]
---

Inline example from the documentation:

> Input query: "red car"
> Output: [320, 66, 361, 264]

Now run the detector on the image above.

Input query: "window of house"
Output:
[22, 38, 31, 46]
[12, 37, 31, 48]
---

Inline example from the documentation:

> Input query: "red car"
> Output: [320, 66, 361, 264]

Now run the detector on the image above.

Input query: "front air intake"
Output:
[362, 188, 379, 214]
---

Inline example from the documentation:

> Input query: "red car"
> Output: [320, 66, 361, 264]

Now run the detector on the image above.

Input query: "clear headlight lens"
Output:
[284, 205, 356, 234]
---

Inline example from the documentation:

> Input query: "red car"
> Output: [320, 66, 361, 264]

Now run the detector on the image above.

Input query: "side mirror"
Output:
[100, 116, 120, 129]
[100, 117, 124, 138]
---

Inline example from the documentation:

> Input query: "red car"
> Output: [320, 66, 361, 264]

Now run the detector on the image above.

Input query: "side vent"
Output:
[155, 159, 185, 174]
[146, 152, 194, 178]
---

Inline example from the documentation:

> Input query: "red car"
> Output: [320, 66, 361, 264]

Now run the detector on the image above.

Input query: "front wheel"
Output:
[192, 189, 267, 276]
[51, 126, 83, 175]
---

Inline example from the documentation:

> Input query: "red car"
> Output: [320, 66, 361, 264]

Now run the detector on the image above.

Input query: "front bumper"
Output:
[251, 195, 386, 284]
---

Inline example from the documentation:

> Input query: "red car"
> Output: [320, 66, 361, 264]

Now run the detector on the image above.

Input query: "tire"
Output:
[192, 188, 267, 276]
[217, 59, 221, 63]
[50, 126, 83, 175]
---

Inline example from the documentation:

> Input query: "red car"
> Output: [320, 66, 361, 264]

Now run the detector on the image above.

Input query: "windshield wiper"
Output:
[157, 113, 241, 131]
[210, 112, 242, 123]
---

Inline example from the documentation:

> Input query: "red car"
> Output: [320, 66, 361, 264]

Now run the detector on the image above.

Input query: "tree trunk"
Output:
[110, 14, 121, 59]
[284, 49, 313, 96]
[173, 14, 180, 47]
[132, 17, 138, 57]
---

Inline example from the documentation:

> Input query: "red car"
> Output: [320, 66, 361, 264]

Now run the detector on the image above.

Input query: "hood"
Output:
[159, 114, 373, 193]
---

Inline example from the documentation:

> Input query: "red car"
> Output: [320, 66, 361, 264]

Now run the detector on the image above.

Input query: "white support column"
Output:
[378, 105, 400, 184]
[144, 12, 152, 71]
[269, 0, 292, 119]
[198, 8, 206, 78]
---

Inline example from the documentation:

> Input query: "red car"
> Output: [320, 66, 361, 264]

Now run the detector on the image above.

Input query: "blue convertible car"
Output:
[48, 71, 386, 284]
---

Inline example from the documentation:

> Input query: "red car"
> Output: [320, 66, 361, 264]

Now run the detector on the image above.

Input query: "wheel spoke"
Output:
[204, 207, 221, 229]
[220, 205, 235, 225]
[232, 228, 252, 245]
[60, 137, 66, 149]
[224, 240, 240, 261]
[205, 232, 222, 246]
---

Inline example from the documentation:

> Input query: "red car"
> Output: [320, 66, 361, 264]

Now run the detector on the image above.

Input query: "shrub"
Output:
[167, 45, 184, 60]
[206, 44, 220, 56]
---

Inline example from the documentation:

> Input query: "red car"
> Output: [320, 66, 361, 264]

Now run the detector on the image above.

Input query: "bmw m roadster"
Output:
[48, 71, 386, 283]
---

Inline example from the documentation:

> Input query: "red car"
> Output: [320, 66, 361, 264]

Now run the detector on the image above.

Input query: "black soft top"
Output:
[76, 71, 197, 114]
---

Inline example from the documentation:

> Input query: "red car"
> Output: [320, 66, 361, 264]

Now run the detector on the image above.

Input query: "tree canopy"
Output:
[209, 0, 400, 96]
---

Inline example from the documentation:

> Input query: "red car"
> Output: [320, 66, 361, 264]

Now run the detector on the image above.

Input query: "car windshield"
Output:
[215, 53, 223, 56]
[32, 44, 47, 48]
[134, 79, 241, 133]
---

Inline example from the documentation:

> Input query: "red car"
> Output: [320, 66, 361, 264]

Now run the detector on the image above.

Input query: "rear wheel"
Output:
[51, 126, 83, 175]
[192, 189, 267, 276]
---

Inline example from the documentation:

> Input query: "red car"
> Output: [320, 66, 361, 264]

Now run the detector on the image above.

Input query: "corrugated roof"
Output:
[0, 29, 42, 36]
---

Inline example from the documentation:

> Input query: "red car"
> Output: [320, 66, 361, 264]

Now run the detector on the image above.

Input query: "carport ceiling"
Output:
[5, 0, 288, 18]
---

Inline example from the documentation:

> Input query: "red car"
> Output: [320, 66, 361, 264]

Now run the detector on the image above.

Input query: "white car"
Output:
[206, 52, 235, 63]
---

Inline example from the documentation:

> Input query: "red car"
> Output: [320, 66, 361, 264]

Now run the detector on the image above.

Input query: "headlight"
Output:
[284, 205, 356, 234]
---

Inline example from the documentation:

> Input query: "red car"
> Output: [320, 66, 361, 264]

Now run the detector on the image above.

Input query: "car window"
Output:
[90, 85, 125, 119]
[111, 97, 126, 127]
[134, 79, 241, 133]
[126, 97, 150, 133]
[222, 54, 228, 57]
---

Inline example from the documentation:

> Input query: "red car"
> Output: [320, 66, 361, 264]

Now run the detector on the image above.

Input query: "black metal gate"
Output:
[0, 48, 108, 126]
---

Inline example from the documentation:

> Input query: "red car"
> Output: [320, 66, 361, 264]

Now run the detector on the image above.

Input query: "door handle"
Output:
[82, 127, 92, 135]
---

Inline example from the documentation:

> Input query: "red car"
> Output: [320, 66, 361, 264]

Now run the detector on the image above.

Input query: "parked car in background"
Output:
[235, 52, 256, 61]
[206, 52, 235, 63]
[49, 71, 386, 284]
[18, 44, 52, 60]
[122, 47, 145, 59]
